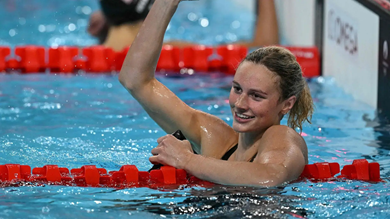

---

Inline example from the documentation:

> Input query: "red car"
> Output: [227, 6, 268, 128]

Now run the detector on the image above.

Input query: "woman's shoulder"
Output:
[261, 125, 307, 150]
[260, 125, 308, 163]
[263, 125, 303, 139]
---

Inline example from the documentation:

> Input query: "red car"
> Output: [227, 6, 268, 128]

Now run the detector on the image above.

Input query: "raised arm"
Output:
[118, 0, 178, 86]
[118, 0, 237, 155]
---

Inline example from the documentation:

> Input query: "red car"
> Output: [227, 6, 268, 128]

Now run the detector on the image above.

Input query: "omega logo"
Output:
[328, 9, 358, 55]
[384, 40, 388, 60]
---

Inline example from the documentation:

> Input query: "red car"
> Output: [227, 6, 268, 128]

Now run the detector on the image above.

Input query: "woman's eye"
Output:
[233, 86, 241, 93]
[251, 93, 263, 99]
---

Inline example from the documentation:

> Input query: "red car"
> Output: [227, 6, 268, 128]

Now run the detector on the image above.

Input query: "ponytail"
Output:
[287, 81, 314, 132]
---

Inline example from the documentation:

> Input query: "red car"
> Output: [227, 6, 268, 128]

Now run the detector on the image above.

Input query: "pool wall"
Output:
[274, 0, 316, 46]
[320, 0, 390, 118]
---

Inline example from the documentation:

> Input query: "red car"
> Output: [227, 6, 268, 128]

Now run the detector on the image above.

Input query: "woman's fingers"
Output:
[149, 155, 160, 165]
[156, 135, 169, 143]
[157, 133, 178, 144]
[149, 154, 168, 165]
[152, 136, 169, 155]
[151, 146, 161, 155]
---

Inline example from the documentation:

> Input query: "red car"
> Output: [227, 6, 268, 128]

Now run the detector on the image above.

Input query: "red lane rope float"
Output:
[0, 159, 383, 189]
[0, 45, 320, 77]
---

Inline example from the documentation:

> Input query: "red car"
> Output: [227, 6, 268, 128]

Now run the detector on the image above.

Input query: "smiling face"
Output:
[229, 61, 288, 135]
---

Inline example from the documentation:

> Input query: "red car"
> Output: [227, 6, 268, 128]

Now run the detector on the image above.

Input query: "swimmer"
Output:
[118, 0, 314, 187]
[88, 0, 155, 51]
[238, 0, 279, 47]
[88, 0, 279, 51]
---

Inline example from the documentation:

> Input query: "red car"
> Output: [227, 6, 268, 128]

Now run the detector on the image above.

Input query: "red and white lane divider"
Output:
[0, 45, 320, 77]
[0, 159, 382, 189]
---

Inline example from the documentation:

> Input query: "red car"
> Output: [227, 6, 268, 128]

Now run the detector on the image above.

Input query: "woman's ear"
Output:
[281, 95, 296, 115]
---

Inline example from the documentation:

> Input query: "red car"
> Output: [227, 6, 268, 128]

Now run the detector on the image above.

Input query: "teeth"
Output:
[236, 113, 253, 119]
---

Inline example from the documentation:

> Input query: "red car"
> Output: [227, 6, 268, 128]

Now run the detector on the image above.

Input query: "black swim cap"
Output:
[100, 0, 155, 26]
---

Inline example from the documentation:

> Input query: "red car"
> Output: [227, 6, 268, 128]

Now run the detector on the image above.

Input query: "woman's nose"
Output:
[235, 94, 248, 109]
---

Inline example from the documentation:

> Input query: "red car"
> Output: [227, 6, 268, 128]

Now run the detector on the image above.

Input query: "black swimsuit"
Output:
[221, 144, 257, 162]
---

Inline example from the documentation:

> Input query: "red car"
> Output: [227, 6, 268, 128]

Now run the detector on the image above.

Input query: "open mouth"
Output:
[235, 112, 255, 119]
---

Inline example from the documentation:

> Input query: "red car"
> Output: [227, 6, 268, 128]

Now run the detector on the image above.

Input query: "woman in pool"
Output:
[118, 0, 314, 187]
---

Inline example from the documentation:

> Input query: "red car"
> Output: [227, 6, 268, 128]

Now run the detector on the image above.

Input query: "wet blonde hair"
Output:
[242, 46, 314, 131]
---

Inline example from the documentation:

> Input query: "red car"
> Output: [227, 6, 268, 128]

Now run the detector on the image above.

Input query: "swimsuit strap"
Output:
[221, 144, 238, 160]
[249, 153, 257, 162]
[221, 145, 258, 162]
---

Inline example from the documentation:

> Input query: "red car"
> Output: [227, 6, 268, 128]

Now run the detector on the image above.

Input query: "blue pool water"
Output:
[0, 0, 255, 47]
[1, 0, 390, 218]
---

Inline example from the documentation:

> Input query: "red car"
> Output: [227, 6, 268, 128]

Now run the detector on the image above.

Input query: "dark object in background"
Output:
[100, 0, 155, 26]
